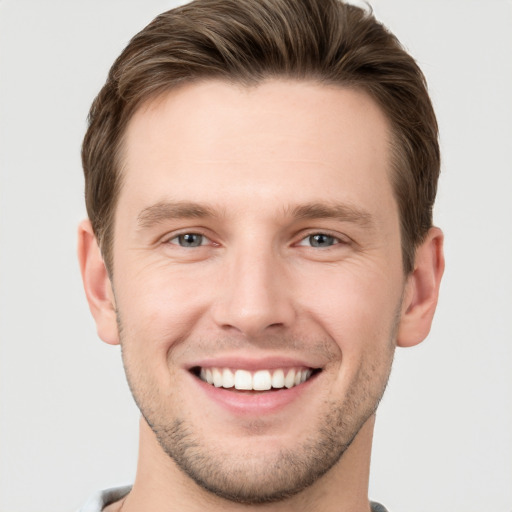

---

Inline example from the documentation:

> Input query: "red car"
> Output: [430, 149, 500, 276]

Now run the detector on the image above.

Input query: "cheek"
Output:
[114, 260, 216, 358]
[308, 273, 399, 403]
[298, 263, 402, 355]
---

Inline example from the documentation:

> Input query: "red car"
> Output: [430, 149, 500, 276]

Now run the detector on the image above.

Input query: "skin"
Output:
[78, 80, 444, 512]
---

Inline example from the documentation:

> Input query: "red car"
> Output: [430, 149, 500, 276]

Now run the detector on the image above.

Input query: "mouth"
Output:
[191, 366, 321, 392]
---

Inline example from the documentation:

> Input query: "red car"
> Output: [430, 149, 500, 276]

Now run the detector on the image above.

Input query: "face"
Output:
[111, 80, 405, 503]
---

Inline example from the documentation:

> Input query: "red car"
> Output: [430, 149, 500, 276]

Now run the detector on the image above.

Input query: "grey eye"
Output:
[172, 233, 205, 247]
[308, 234, 337, 248]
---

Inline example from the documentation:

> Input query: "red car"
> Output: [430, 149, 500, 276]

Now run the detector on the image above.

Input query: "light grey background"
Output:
[1, 1, 511, 511]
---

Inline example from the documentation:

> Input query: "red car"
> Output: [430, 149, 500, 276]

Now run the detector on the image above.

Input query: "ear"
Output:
[77, 219, 119, 345]
[397, 227, 445, 347]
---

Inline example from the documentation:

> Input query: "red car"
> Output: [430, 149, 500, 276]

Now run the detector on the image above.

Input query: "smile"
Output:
[195, 367, 316, 391]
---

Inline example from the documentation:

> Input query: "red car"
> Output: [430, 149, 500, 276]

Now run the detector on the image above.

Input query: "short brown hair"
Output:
[82, 0, 439, 274]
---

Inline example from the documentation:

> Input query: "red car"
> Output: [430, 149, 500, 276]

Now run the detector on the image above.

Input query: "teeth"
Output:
[198, 367, 314, 391]
[302, 369, 312, 383]
[222, 368, 234, 389]
[234, 369, 252, 390]
[212, 368, 223, 388]
[284, 369, 296, 389]
[271, 369, 285, 389]
[253, 370, 272, 391]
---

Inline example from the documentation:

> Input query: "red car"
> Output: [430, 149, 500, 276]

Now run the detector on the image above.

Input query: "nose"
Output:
[211, 244, 296, 337]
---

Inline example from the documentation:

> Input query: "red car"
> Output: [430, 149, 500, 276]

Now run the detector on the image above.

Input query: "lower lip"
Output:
[191, 373, 318, 415]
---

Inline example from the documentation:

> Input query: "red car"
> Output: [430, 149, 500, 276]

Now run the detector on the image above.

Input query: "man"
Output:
[77, 0, 444, 510]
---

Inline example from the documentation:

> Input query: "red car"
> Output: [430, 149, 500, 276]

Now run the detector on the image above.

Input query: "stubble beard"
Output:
[146, 392, 384, 505]
[119, 317, 397, 505]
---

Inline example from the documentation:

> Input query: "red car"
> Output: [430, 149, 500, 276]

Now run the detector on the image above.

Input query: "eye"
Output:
[297, 233, 341, 248]
[168, 233, 208, 248]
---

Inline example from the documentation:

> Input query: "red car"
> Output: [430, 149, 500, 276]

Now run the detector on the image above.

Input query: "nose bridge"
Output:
[212, 234, 294, 336]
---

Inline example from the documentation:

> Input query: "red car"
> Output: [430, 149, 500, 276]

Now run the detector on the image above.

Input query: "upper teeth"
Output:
[199, 367, 313, 391]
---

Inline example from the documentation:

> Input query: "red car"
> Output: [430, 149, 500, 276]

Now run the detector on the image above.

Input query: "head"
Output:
[79, 0, 444, 506]
[82, 0, 439, 277]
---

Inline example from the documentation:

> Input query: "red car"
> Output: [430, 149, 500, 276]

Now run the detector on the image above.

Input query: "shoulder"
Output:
[77, 485, 132, 512]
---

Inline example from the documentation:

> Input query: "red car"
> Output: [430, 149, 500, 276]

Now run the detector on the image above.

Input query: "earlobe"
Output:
[77, 220, 119, 345]
[397, 227, 445, 347]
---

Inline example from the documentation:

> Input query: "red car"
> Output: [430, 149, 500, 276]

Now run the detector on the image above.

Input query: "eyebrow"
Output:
[137, 201, 219, 229]
[136, 200, 375, 230]
[287, 202, 375, 228]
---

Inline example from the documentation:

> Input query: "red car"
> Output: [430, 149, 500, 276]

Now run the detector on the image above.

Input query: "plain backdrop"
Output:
[1, 1, 511, 511]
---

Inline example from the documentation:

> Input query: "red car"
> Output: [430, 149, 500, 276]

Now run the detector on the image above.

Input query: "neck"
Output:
[119, 416, 375, 512]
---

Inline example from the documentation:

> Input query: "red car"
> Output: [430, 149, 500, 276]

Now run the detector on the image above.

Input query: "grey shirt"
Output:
[78, 486, 389, 511]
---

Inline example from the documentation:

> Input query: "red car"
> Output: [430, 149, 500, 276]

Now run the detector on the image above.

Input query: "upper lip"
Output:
[185, 355, 324, 372]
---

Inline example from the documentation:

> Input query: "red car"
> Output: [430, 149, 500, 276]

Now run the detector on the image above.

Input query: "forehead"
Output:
[119, 79, 395, 222]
